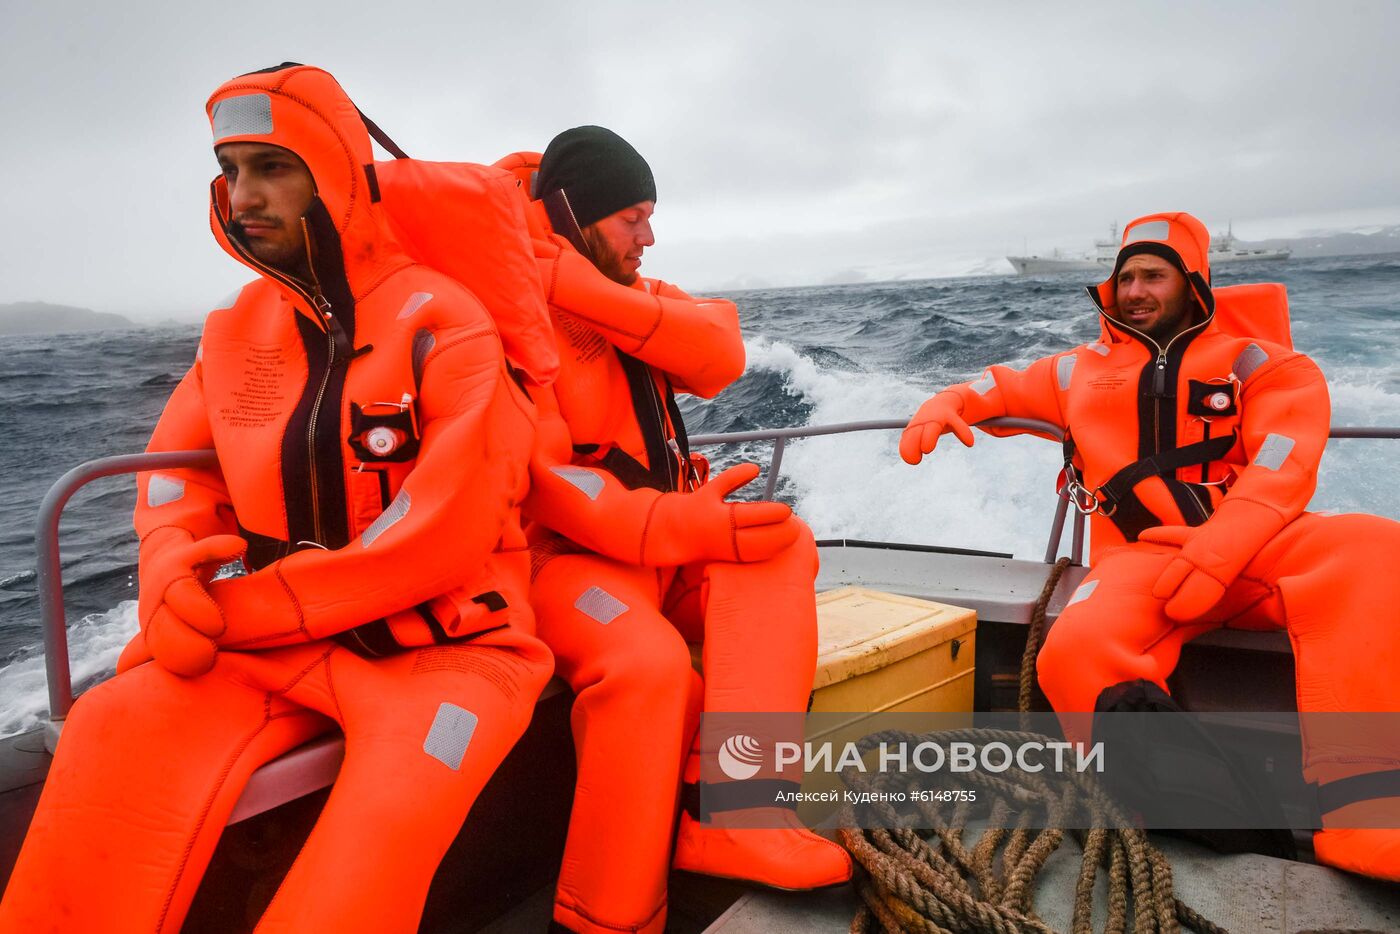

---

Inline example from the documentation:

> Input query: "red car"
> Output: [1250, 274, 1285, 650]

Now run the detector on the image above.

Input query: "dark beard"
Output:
[231, 220, 310, 280]
[1144, 299, 1201, 343]
[581, 226, 638, 286]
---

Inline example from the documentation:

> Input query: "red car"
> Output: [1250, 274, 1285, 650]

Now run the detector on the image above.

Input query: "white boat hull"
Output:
[1009, 249, 1293, 276]
[1007, 255, 1104, 275]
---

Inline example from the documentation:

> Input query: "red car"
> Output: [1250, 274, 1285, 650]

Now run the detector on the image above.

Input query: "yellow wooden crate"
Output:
[812, 586, 977, 716]
[686, 585, 976, 716]
[787, 587, 977, 816]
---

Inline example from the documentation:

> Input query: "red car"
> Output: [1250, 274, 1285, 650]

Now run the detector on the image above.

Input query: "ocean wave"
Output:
[0, 257, 1395, 729]
[0, 570, 36, 589]
[1328, 375, 1400, 417]
[1313, 373, 1400, 520]
[797, 346, 862, 371]
[739, 336, 1064, 558]
[0, 601, 137, 739]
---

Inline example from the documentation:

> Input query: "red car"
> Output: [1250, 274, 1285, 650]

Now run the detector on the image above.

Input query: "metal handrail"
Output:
[37, 450, 219, 722]
[693, 417, 1076, 562]
[690, 419, 1400, 566]
[31, 424, 1400, 723]
[1328, 427, 1400, 439]
[690, 417, 1067, 499]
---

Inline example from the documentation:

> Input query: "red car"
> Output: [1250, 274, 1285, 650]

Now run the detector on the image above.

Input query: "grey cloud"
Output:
[2, 0, 1398, 317]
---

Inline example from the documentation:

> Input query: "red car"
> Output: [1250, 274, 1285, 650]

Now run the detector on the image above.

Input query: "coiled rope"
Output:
[837, 558, 1229, 933]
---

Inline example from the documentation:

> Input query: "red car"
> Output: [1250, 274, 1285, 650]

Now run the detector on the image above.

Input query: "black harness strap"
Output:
[471, 590, 509, 613]
[682, 779, 802, 822]
[334, 619, 399, 658]
[1099, 432, 1236, 512]
[335, 592, 512, 658]
[567, 366, 687, 493]
[599, 447, 665, 492]
[662, 375, 692, 464]
[616, 350, 680, 492]
[413, 604, 454, 644]
[1066, 431, 1237, 541]
[356, 109, 410, 160]
[1314, 768, 1400, 819]
[239, 527, 293, 571]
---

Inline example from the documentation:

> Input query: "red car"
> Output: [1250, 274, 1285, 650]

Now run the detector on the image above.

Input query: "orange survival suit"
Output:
[0, 65, 552, 933]
[901, 212, 1400, 881]
[496, 151, 851, 934]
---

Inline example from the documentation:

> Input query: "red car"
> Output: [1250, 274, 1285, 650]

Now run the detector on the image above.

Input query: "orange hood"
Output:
[494, 151, 555, 241]
[206, 63, 408, 302]
[1090, 211, 1215, 326]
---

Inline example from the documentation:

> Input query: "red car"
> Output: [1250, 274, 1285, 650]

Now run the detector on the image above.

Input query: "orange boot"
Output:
[671, 738, 852, 890]
[668, 525, 853, 888]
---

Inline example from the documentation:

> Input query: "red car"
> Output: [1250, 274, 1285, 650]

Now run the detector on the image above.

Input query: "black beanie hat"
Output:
[535, 126, 657, 229]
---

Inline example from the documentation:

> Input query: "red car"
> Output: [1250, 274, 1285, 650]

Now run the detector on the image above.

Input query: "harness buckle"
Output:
[1096, 491, 1119, 517]
[1062, 467, 1103, 516]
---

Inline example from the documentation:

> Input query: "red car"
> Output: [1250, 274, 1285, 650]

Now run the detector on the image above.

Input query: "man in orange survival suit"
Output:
[899, 212, 1400, 881]
[496, 128, 852, 934]
[0, 64, 551, 933]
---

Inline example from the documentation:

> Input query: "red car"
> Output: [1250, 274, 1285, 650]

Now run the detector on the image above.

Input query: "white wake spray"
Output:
[1313, 366, 1400, 518]
[741, 336, 1067, 559]
[0, 601, 138, 738]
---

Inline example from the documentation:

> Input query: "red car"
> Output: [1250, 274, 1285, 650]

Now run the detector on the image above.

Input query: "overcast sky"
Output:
[2, 1, 1398, 320]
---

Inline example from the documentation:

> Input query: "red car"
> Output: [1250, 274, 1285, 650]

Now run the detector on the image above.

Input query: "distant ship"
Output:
[1007, 223, 1292, 276]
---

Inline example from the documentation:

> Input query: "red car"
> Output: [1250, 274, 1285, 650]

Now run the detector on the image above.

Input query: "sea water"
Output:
[1, 254, 1397, 735]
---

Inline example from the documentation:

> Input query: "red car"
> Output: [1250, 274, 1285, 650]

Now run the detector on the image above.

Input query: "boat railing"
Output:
[692, 416, 1078, 563]
[35, 450, 221, 726]
[691, 419, 1400, 568]
[32, 422, 1400, 727]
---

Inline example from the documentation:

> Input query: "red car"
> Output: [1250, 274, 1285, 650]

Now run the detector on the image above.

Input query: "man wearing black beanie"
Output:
[498, 130, 852, 934]
[534, 125, 658, 286]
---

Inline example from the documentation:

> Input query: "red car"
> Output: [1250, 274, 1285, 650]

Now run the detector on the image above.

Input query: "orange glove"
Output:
[135, 531, 247, 676]
[642, 463, 800, 565]
[1137, 525, 1224, 620]
[1138, 497, 1286, 621]
[899, 392, 975, 465]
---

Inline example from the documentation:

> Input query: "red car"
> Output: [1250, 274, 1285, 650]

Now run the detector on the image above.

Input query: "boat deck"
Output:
[704, 833, 1400, 934]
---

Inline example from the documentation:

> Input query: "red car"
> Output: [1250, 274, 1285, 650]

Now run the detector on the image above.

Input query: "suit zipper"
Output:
[301, 220, 336, 547]
[346, 626, 381, 657]
[1152, 323, 1205, 460]
[1152, 348, 1167, 452]
[305, 324, 335, 544]
[213, 193, 320, 314]
[1100, 310, 1210, 460]
[1185, 482, 1210, 522]
[214, 197, 347, 551]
